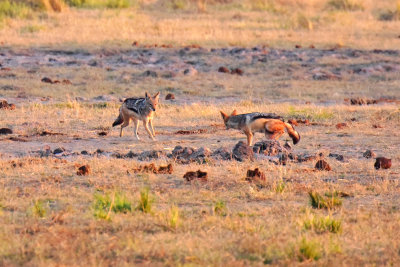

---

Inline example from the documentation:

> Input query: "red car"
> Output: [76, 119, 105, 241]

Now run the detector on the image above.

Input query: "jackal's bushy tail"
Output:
[284, 122, 300, 144]
[112, 112, 123, 127]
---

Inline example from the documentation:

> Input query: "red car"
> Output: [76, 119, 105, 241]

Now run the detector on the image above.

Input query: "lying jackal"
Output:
[112, 92, 160, 140]
[220, 110, 300, 146]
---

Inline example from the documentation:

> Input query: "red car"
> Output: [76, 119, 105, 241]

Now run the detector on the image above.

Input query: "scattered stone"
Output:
[77, 165, 91, 176]
[350, 98, 378, 105]
[295, 44, 302, 49]
[218, 66, 230, 73]
[0, 100, 15, 110]
[253, 140, 290, 156]
[98, 131, 108, 136]
[81, 150, 89, 155]
[336, 122, 348, 129]
[363, 150, 376, 159]
[246, 168, 266, 182]
[183, 170, 208, 181]
[315, 160, 331, 171]
[372, 124, 383, 129]
[62, 79, 72, 85]
[124, 151, 138, 158]
[41, 77, 53, 83]
[211, 147, 233, 160]
[138, 150, 166, 161]
[374, 157, 392, 170]
[297, 153, 317, 162]
[39, 131, 64, 136]
[142, 70, 158, 78]
[0, 128, 12, 135]
[165, 93, 175, 100]
[170, 146, 211, 164]
[232, 141, 254, 162]
[328, 153, 345, 162]
[132, 41, 139, 46]
[133, 163, 173, 174]
[53, 147, 65, 154]
[95, 149, 104, 154]
[231, 68, 244, 75]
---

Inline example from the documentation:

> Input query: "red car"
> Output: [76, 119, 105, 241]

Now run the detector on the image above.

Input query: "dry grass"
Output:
[0, 0, 399, 49]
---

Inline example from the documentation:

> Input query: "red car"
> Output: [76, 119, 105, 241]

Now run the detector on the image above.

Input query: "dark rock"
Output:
[41, 77, 53, 83]
[77, 165, 91, 176]
[183, 170, 208, 181]
[165, 93, 175, 100]
[336, 123, 348, 129]
[98, 131, 108, 136]
[231, 68, 244, 75]
[328, 153, 345, 162]
[95, 149, 104, 154]
[374, 157, 392, 170]
[246, 168, 266, 182]
[315, 160, 331, 171]
[232, 141, 254, 162]
[125, 151, 138, 158]
[138, 150, 166, 161]
[81, 150, 89, 155]
[53, 147, 65, 154]
[170, 146, 211, 164]
[142, 70, 158, 78]
[212, 147, 232, 160]
[253, 140, 289, 156]
[350, 98, 378, 105]
[218, 66, 230, 73]
[0, 100, 15, 110]
[0, 128, 12, 135]
[363, 150, 376, 159]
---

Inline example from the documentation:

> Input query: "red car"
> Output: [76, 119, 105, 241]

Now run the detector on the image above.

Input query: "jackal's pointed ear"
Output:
[145, 92, 149, 99]
[220, 111, 228, 120]
[231, 109, 238, 116]
[153, 92, 160, 100]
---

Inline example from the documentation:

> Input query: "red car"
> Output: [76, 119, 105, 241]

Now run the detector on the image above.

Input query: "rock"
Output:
[296, 153, 317, 162]
[232, 141, 254, 162]
[41, 77, 53, 83]
[157, 164, 174, 174]
[350, 98, 378, 105]
[62, 79, 72, 85]
[335, 123, 348, 129]
[374, 157, 392, 170]
[124, 151, 138, 158]
[170, 146, 211, 164]
[315, 160, 331, 171]
[253, 140, 289, 156]
[231, 68, 244, 75]
[98, 131, 108, 136]
[0, 100, 15, 110]
[132, 41, 139, 46]
[165, 93, 175, 100]
[246, 168, 266, 182]
[183, 170, 208, 181]
[0, 128, 12, 135]
[183, 67, 198, 76]
[138, 150, 166, 161]
[53, 147, 65, 154]
[142, 70, 158, 78]
[295, 44, 302, 48]
[328, 153, 345, 162]
[81, 150, 89, 155]
[363, 150, 376, 159]
[212, 147, 233, 160]
[77, 165, 91, 176]
[218, 66, 230, 73]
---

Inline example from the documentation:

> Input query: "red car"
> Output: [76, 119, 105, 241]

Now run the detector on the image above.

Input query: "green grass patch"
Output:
[135, 187, 153, 213]
[326, 0, 364, 11]
[65, 0, 136, 9]
[93, 191, 132, 220]
[298, 237, 322, 261]
[214, 200, 227, 216]
[287, 105, 334, 121]
[31, 199, 47, 218]
[309, 191, 342, 209]
[303, 215, 342, 234]
[0, 0, 32, 21]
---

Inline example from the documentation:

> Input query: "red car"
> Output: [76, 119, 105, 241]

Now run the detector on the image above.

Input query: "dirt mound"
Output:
[170, 146, 211, 164]
[0, 100, 15, 110]
[315, 160, 331, 171]
[374, 157, 392, 169]
[183, 170, 208, 181]
[245, 168, 266, 182]
[232, 141, 254, 162]
[77, 165, 91, 176]
[253, 140, 290, 156]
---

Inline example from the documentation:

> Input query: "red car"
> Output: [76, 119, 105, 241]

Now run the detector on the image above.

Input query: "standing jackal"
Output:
[112, 92, 160, 140]
[220, 110, 300, 146]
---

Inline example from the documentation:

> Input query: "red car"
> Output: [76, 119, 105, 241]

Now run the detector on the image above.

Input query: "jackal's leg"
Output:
[133, 119, 140, 140]
[244, 130, 253, 146]
[149, 119, 156, 137]
[143, 120, 155, 140]
[120, 119, 130, 137]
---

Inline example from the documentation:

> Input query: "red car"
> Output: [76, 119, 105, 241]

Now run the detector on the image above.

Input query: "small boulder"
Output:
[218, 66, 230, 73]
[253, 140, 289, 156]
[336, 123, 348, 129]
[245, 168, 266, 182]
[374, 157, 392, 170]
[231, 68, 244, 75]
[0, 128, 12, 135]
[53, 147, 65, 154]
[212, 147, 233, 160]
[77, 165, 91, 176]
[41, 77, 53, 83]
[165, 93, 175, 100]
[98, 131, 108, 136]
[315, 160, 331, 171]
[233, 141, 254, 162]
[183, 170, 208, 181]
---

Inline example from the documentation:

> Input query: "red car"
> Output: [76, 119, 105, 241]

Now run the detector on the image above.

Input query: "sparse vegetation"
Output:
[166, 205, 180, 230]
[309, 191, 342, 209]
[135, 187, 153, 213]
[298, 237, 322, 261]
[326, 0, 364, 11]
[214, 200, 228, 216]
[303, 215, 342, 234]
[31, 199, 47, 218]
[93, 192, 131, 220]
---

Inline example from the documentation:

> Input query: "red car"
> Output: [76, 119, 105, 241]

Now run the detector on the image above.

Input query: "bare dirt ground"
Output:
[0, 45, 400, 266]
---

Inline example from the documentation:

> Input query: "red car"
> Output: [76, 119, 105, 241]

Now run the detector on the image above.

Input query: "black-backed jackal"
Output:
[112, 92, 160, 140]
[220, 110, 300, 146]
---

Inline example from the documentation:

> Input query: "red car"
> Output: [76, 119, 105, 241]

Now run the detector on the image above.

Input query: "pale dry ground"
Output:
[0, 0, 400, 49]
